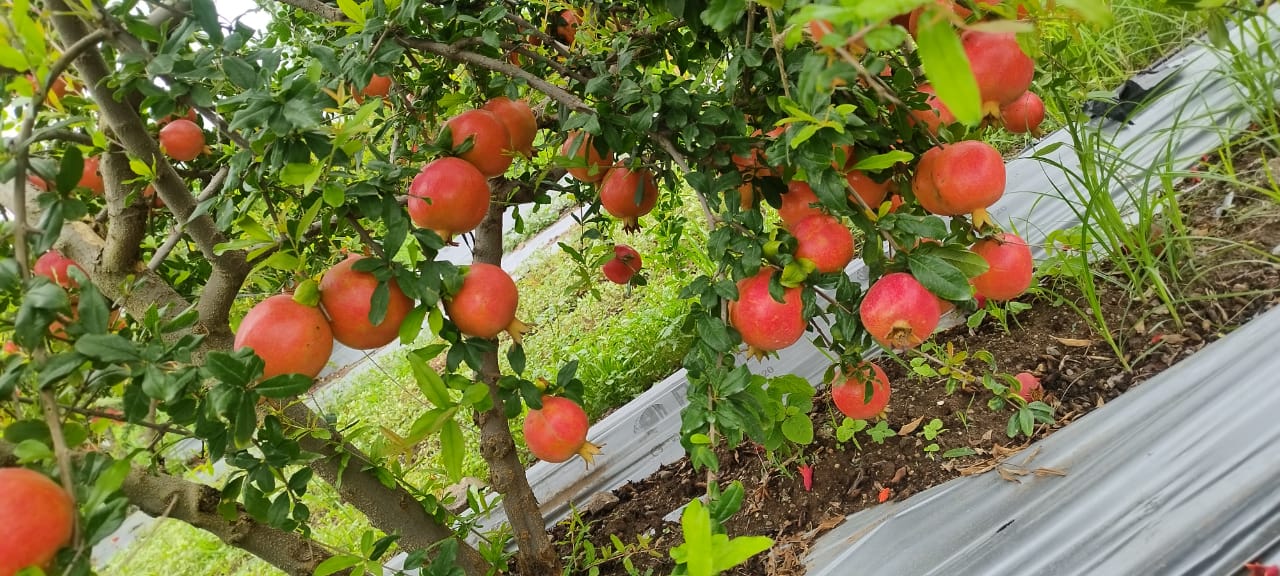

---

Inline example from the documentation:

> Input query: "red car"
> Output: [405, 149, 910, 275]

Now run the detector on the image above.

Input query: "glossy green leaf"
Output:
[916, 8, 981, 126]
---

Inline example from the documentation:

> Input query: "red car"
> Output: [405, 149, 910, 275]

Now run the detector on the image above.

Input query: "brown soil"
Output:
[528, 142, 1280, 576]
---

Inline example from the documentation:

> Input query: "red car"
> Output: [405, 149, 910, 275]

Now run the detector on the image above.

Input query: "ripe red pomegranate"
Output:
[729, 269, 806, 357]
[602, 244, 642, 284]
[779, 181, 824, 226]
[27, 175, 49, 192]
[970, 232, 1033, 301]
[446, 109, 512, 178]
[320, 254, 415, 350]
[554, 9, 583, 45]
[33, 250, 83, 289]
[598, 165, 658, 232]
[859, 272, 940, 350]
[407, 157, 491, 242]
[962, 31, 1035, 112]
[908, 84, 956, 137]
[808, 19, 836, 45]
[845, 170, 890, 209]
[79, 155, 104, 196]
[523, 395, 601, 465]
[912, 140, 1005, 223]
[359, 74, 392, 101]
[27, 74, 71, 104]
[1000, 91, 1046, 135]
[482, 97, 538, 157]
[791, 214, 855, 274]
[141, 184, 165, 208]
[1014, 371, 1042, 401]
[830, 362, 891, 420]
[235, 294, 333, 379]
[561, 131, 614, 182]
[445, 262, 530, 343]
[0, 468, 74, 576]
[158, 119, 205, 162]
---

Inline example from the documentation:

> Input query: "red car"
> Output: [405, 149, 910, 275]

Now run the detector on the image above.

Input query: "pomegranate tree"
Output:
[319, 254, 416, 350]
[859, 272, 941, 350]
[598, 165, 658, 232]
[790, 214, 855, 274]
[970, 232, 1034, 300]
[602, 244, 643, 284]
[0, 467, 74, 576]
[522, 396, 601, 466]
[407, 157, 491, 242]
[446, 109, 512, 177]
[445, 263, 530, 342]
[830, 363, 891, 420]
[728, 269, 806, 358]
[234, 294, 333, 380]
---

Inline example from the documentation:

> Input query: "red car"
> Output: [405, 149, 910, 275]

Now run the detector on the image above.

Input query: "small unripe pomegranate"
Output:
[728, 269, 806, 358]
[602, 245, 642, 284]
[1014, 372, 1042, 401]
[790, 214, 855, 274]
[970, 232, 1033, 301]
[523, 395, 601, 466]
[830, 362, 891, 420]
[859, 272, 940, 350]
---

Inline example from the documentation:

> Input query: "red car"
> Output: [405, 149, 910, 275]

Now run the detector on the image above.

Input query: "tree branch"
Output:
[274, 0, 343, 21]
[100, 149, 151, 273]
[148, 166, 229, 272]
[398, 37, 592, 114]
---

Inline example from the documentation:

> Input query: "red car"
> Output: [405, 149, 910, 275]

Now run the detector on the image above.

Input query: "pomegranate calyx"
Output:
[886, 322, 921, 350]
[620, 217, 641, 233]
[970, 208, 995, 230]
[577, 440, 603, 469]
[506, 317, 533, 345]
[744, 345, 774, 361]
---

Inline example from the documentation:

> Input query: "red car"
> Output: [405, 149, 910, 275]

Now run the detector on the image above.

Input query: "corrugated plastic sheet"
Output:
[474, 3, 1280, 543]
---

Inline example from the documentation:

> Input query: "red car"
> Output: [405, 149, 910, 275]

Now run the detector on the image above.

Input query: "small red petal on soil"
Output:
[800, 464, 813, 492]
[1245, 563, 1280, 576]
[877, 487, 891, 503]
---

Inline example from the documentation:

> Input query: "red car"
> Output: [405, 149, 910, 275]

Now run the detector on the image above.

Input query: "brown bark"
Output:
[281, 404, 492, 576]
[0, 441, 350, 576]
[472, 201, 561, 573]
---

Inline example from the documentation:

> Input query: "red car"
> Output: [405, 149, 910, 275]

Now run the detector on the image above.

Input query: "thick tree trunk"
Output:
[281, 404, 491, 575]
[0, 441, 349, 576]
[471, 202, 561, 574]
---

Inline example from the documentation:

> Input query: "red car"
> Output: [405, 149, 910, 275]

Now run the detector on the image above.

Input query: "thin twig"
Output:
[148, 166, 228, 271]
[843, 176, 906, 255]
[501, 6, 574, 60]
[764, 9, 792, 99]
[346, 214, 384, 258]
[397, 37, 593, 114]
[653, 133, 720, 228]
[40, 391, 78, 542]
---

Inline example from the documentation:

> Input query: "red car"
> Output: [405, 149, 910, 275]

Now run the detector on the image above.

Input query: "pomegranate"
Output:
[808, 19, 836, 45]
[407, 157, 491, 242]
[790, 214, 855, 274]
[962, 31, 1035, 112]
[0, 468, 74, 576]
[561, 131, 614, 183]
[908, 84, 956, 137]
[1014, 371, 1042, 401]
[158, 119, 205, 162]
[319, 254, 415, 350]
[554, 9, 583, 45]
[235, 294, 333, 379]
[970, 232, 1033, 301]
[731, 126, 786, 178]
[523, 395, 601, 466]
[845, 170, 890, 210]
[598, 165, 658, 232]
[446, 109, 512, 178]
[33, 251, 83, 289]
[27, 74, 71, 104]
[78, 155, 104, 196]
[602, 244, 642, 284]
[1000, 91, 1046, 135]
[778, 181, 824, 226]
[158, 108, 199, 126]
[482, 97, 538, 157]
[360, 74, 392, 100]
[2, 341, 18, 356]
[912, 140, 1005, 226]
[830, 362, 891, 420]
[728, 269, 806, 358]
[859, 272, 940, 350]
[141, 184, 165, 208]
[445, 263, 530, 343]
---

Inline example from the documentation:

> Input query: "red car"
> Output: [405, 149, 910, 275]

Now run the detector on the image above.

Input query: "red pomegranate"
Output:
[33, 251, 83, 289]
[482, 97, 538, 157]
[912, 141, 1005, 222]
[602, 244, 642, 284]
[2, 341, 19, 356]
[360, 74, 392, 100]
[970, 232, 1033, 301]
[1000, 91, 1046, 135]
[962, 31, 1035, 112]
[446, 109, 513, 178]
[554, 9, 583, 45]
[731, 126, 786, 178]
[79, 155, 104, 196]
[0, 467, 74, 576]
[445, 262, 529, 343]
[908, 84, 956, 137]
[158, 119, 205, 162]
[845, 170, 890, 210]
[728, 269, 806, 358]
[859, 272, 940, 350]
[523, 395, 601, 465]
[830, 362, 891, 420]
[1014, 371, 1042, 401]
[407, 157, 491, 242]
[808, 19, 836, 45]
[234, 294, 333, 380]
[779, 181, 824, 226]
[319, 255, 416, 350]
[791, 214, 855, 274]
[561, 131, 614, 182]
[598, 166, 658, 232]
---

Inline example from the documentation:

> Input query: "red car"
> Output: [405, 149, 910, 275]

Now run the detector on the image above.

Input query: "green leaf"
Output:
[780, 415, 814, 445]
[234, 395, 258, 449]
[0, 46, 28, 71]
[255, 374, 313, 398]
[460, 383, 489, 406]
[76, 284, 110, 335]
[57, 147, 84, 194]
[675, 499, 713, 576]
[222, 56, 256, 89]
[399, 305, 426, 345]
[712, 535, 774, 572]
[700, 0, 746, 32]
[507, 343, 526, 375]
[313, 555, 364, 576]
[907, 251, 971, 301]
[407, 351, 450, 407]
[852, 151, 913, 172]
[942, 447, 977, 458]
[337, 0, 366, 25]
[440, 419, 464, 482]
[37, 352, 85, 389]
[75, 334, 139, 363]
[916, 8, 982, 126]
[190, 0, 225, 43]
[1058, 0, 1113, 24]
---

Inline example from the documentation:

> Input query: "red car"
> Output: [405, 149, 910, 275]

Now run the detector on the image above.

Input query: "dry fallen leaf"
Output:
[1053, 336, 1095, 347]
[897, 415, 925, 436]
